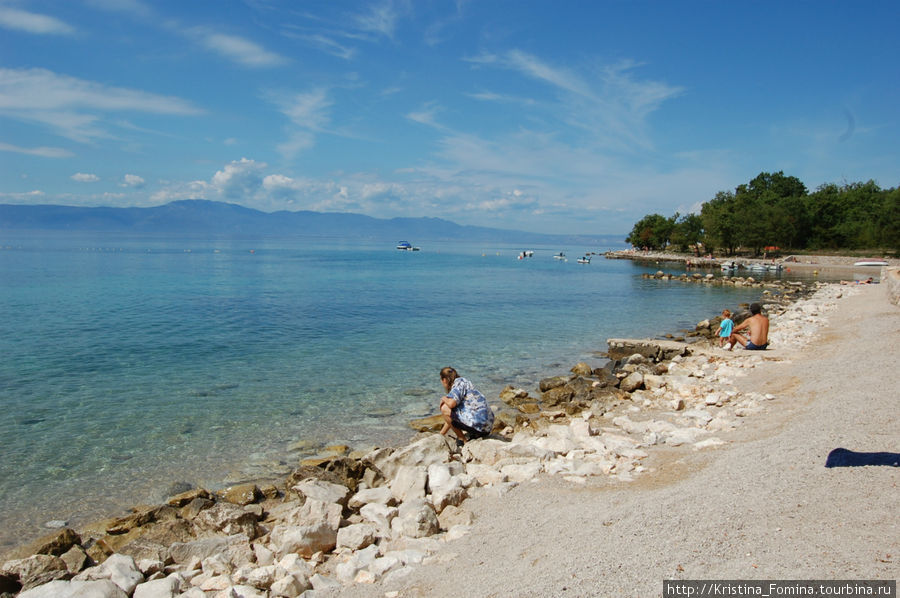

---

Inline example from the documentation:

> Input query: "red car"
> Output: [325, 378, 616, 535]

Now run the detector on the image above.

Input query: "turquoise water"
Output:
[0, 233, 776, 549]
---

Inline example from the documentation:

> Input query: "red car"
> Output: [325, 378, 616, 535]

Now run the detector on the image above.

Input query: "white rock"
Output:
[426, 463, 452, 492]
[429, 476, 467, 514]
[291, 479, 350, 506]
[280, 498, 342, 530]
[369, 435, 451, 481]
[665, 427, 707, 446]
[359, 503, 398, 537]
[693, 438, 726, 450]
[241, 565, 275, 590]
[464, 463, 508, 486]
[390, 499, 439, 539]
[75, 554, 144, 595]
[500, 461, 542, 483]
[335, 523, 377, 551]
[274, 553, 312, 581]
[347, 486, 394, 509]
[309, 573, 341, 590]
[269, 572, 311, 598]
[18, 580, 128, 598]
[462, 439, 555, 466]
[369, 555, 401, 578]
[252, 543, 274, 567]
[269, 521, 338, 558]
[134, 575, 181, 598]
[444, 524, 471, 541]
[389, 465, 427, 502]
[201, 553, 232, 576]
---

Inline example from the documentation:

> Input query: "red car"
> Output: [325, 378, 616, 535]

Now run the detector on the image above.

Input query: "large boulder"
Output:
[291, 479, 351, 507]
[133, 575, 181, 598]
[17, 579, 128, 598]
[3, 528, 81, 560]
[195, 502, 259, 539]
[335, 523, 377, 551]
[0, 554, 69, 590]
[166, 488, 212, 508]
[538, 376, 570, 392]
[74, 554, 143, 595]
[498, 386, 534, 407]
[541, 385, 574, 407]
[390, 499, 439, 539]
[348, 487, 394, 509]
[220, 483, 261, 506]
[462, 439, 556, 466]
[389, 465, 427, 503]
[269, 522, 338, 559]
[369, 434, 451, 481]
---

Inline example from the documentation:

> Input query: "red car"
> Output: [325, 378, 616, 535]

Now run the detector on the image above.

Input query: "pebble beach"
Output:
[2, 267, 897, 598]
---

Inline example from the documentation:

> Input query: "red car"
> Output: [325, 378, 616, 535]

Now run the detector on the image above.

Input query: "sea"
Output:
[0, 232, 813, 550]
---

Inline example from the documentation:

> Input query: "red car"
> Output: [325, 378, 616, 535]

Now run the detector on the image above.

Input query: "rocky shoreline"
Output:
[0, 278, 853, 598]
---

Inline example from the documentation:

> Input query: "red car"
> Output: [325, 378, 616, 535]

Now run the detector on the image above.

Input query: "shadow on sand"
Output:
[825, 448, 900, 468]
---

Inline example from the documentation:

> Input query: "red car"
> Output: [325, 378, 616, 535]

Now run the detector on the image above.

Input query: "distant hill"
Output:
[0, 200, 625, 247]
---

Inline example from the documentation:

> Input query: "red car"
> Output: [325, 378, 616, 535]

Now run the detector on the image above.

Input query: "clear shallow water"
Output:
[0, 233, 775, 549]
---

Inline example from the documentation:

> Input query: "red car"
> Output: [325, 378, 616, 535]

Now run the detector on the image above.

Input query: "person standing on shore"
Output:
[438, 367, 494, 444]
[716, 309, 734, 349]
[728, 303, 769, 350]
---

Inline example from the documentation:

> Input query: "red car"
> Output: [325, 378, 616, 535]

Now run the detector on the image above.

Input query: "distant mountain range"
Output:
[0, 200, 624, 246]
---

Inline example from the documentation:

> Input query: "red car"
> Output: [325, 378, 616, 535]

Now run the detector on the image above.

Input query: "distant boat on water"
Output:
[577, 255, 591, 264]
[553, 252, 567, 261]
[517, 250, 534, 260]
[396, 241, 420, 251]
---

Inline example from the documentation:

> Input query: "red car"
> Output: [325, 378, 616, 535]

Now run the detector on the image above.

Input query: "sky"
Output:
[0, 1, 898, 235]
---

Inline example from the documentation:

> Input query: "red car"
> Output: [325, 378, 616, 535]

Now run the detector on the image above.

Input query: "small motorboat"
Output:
[853, 260, 888, 267]
[720, 261, 736, 271]
[553, 252, 567, 261]
[577, 255, 591, 264]
[396, 241, 420, 251]
[517, 250, 534, 260]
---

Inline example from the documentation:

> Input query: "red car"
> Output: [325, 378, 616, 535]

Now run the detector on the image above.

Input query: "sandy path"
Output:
[336, 283, 898, 598]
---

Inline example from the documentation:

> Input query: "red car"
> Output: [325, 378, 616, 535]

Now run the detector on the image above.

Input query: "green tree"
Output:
[701, 191, 738, 255]
[671, 213, 704, 253]
[626, 213, 675, 250]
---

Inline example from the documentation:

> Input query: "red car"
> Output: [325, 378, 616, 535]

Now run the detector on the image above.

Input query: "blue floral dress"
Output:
[447, 377, 494, 434]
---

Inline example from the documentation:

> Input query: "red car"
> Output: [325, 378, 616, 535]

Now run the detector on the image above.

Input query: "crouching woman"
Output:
[438, 366, 494, 444]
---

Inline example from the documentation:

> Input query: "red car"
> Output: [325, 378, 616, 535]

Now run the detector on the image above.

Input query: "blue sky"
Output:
[1, 1, 898, 234]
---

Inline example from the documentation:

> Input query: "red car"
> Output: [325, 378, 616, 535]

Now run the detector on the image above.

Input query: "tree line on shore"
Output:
[625, 171, 899, 256]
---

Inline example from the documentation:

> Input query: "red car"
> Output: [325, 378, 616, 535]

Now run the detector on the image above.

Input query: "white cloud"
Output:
[0, 141, 73, 158]
[353, 1, 406, 40]
[85, 0, 151, 17]
[122, 174, 145, 187]
[197, 31, 287, 68]
[72, 173, 100, 182]
[0, 7, 76, 35]
[267, 88, 334, 159]
[406, 102, 445, 129]
[0, 68, 201, 143]
[210, 158, 266, 199]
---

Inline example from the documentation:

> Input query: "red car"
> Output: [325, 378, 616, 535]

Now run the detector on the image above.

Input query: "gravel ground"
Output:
[332, 282, 899, 598]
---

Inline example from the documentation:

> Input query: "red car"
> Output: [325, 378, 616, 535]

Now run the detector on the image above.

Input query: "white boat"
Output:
[553, 252, 567, 261]
[517, 250, 534, 260]
[396, 241, 420, 251]
[577, 256, 591, 264]
[720, 261, 736, 271]
[853, 260, 888, 267]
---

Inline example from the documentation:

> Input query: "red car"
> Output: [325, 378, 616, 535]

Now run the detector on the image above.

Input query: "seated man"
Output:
[728, 302, 769, 350]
